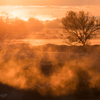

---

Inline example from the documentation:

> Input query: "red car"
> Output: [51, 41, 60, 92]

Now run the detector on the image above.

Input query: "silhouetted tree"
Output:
[10, 18, 28, 39]
[0, 12, 12, 43]
[27, 18, 44, 32]
[0, 12, 29, 43]
[62, 11, 100, 46]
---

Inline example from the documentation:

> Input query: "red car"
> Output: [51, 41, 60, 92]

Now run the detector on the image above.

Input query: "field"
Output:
[0, 43, 100, 100]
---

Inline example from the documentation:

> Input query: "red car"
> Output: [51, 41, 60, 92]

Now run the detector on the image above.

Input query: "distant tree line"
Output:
[0, 11, 100, 46]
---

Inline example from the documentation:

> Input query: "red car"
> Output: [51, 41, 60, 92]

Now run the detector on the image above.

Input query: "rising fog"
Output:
[0, 43, 100, 97]
[0, 11, 100, 100]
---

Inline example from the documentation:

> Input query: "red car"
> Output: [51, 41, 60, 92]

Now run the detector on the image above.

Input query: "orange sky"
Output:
[0, 0, 100, 21]
[0, 5, 100, 21]
[0, 0, 100, 6]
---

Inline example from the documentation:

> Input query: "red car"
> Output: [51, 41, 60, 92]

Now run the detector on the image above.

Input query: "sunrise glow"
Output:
[34, 15, 56, 21]
[0, 0, 100, 100]
[0, 5, 100, 22]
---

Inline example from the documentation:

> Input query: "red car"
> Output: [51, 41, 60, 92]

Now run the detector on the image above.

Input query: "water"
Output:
[5, 39, 100, 46]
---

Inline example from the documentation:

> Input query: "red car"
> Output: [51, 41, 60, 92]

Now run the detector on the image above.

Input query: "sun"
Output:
[10, 12, 19, 18]
[10, 11, 28, 21]
[34, 15, 56, 21]
[9, 11, 56, 21]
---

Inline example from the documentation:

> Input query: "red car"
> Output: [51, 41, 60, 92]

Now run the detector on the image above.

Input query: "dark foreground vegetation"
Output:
[0, 43, 100, 100]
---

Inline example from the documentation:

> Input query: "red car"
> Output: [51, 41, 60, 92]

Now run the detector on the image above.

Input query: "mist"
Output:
[0, 12, 100, 100]
[0, 43, 100, 99]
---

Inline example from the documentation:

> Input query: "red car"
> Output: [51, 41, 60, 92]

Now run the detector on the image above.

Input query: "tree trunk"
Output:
[82, 42, 87, 51]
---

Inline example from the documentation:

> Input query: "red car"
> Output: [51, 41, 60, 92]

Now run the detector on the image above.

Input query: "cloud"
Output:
[0, 5, 100, 22]
[0, 0, 100, 6]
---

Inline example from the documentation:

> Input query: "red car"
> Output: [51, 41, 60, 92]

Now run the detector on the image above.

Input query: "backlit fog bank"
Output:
[0, 43, 100, 97]
[0, 7, 100, 100]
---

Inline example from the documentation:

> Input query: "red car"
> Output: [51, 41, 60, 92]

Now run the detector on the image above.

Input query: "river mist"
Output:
[0, 8, 100, 100]
[0, 43, 100, 100]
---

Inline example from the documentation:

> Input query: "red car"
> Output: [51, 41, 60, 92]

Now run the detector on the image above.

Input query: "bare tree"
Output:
[62, 11, 100, 46]
[0, 12, 29, 44]
[0, 12, 12, 43]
